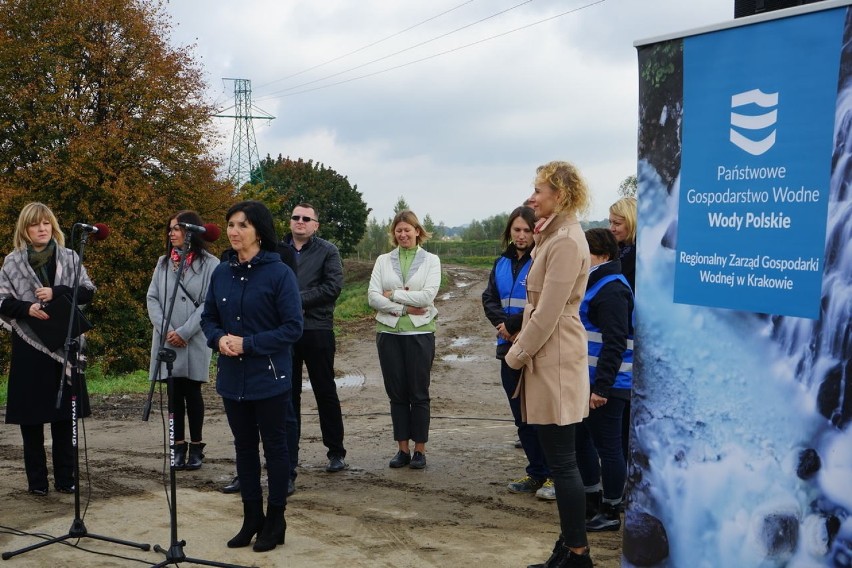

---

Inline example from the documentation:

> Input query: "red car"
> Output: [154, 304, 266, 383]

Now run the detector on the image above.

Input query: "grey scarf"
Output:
[0, 246, 96, 363]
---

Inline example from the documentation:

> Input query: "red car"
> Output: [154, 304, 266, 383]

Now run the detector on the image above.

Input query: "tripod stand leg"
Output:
[1, 517, 151, 560]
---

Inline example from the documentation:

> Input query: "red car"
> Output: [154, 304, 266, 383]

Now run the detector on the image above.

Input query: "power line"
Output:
[258, 0, 606, 100]
[255, 0, 535, 102]
[255, 0, 477, 90]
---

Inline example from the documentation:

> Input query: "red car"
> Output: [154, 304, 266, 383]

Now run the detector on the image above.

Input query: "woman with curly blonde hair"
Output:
[505, 161, 594, 567]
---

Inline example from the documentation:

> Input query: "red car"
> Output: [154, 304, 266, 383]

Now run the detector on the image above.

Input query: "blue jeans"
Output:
[223, 392, 290, 507]
[576, 397, 627, 501]
[501, 360, 550, 480]
[537, 423, 588, 549]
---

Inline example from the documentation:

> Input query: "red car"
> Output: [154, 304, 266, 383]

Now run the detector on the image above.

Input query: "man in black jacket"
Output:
[285, 203, 347, 474]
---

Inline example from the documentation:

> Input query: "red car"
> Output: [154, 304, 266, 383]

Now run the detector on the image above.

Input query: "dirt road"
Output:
[0, 264, 623, 567]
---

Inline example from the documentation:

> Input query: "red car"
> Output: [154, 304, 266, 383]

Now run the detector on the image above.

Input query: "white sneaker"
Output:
[536, 479, 556, 500]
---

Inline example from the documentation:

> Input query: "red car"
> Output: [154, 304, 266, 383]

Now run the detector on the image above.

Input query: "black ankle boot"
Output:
[185, 442, 205, 470]
[585, 491, 602, 521]
[586, 501, 621, 532]
[172, 442, 187, 470]
[556, 546, 593, 568]
[527, 536, 564, 568]
[227, 500, 264, 548]
[253, 503, 286, 552]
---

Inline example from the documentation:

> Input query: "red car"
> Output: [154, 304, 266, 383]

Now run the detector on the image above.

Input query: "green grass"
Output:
[0, 264, 451, 401]
[334, 281, 372, 322]
[0, 365, 150, 406]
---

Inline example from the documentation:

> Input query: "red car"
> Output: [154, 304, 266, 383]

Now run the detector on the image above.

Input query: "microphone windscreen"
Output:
[92, 223, 110, 241]
[202, 223, 221, 242]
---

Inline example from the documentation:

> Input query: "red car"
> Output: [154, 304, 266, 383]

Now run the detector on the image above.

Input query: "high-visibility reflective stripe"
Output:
[501, 298, 526, 309]
[588, 356, 633, 372]
[587, 331, 633, 350]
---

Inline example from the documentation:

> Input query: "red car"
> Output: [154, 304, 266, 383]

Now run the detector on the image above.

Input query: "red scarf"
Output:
[170, 248, 195, 272]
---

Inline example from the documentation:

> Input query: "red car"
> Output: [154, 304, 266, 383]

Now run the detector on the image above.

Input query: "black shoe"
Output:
[253, 504, 285, 552]
[563, 548, 594, 567]
[222, 475, 241, 494]
[586, 502, 621, 532]
[527, 535, 563, 568]
[185, 442, 205, 470]
[326, 455, 348, 473]
[227, 500, 264, 548]
[585, 490, 602, 521]
[287, 478, 296, 497]
[529, 541, 593, 568]
[409, 451, 426, 469]
[54, 484, 75, 494]
[172, 442, 187, 470]
[28, 487, 48, 496]
[389, 450, 411, 468]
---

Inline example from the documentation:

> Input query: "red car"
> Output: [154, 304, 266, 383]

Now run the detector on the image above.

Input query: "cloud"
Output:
[166, 0, 733, 225]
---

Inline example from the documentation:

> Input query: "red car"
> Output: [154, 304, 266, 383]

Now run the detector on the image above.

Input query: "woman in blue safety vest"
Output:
[576, 228, 634, 533]
[482, 206, 552, 497]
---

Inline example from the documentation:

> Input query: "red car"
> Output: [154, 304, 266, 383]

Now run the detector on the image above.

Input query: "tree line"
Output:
[0, 0, 635, 374]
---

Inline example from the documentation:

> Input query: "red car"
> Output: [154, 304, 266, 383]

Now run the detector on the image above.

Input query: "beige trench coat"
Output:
[504, 212, 591, 426]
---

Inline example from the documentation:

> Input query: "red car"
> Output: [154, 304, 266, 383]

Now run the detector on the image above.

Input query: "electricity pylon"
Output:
[214, 78, 275, 188]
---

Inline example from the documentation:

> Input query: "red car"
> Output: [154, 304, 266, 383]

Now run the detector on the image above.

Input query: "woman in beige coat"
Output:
[505, 161, 593, 568]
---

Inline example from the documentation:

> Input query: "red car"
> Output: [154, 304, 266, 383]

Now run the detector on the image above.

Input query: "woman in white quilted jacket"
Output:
[367, 210, 441, 471]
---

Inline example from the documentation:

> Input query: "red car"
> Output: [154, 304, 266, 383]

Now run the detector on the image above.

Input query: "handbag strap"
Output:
[178, 280, 201, 308]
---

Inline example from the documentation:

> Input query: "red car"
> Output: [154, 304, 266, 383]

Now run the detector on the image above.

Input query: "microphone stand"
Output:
[3, 227, 151, 560]
[141, 229, 249, 568]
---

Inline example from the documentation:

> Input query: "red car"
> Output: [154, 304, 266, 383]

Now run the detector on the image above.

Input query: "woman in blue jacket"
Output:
[201, 200, 303, 553]
[576, 228, 634, 533]
[482, 206, 552, 496]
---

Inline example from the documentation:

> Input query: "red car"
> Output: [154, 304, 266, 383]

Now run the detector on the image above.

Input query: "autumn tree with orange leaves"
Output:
[0, 0, 232, 372]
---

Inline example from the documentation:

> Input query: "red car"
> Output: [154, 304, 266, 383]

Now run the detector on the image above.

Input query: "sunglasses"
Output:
[291, 215, 316, 223]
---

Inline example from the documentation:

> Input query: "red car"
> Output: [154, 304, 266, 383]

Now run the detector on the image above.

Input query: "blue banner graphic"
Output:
[675, 9, 843, 318]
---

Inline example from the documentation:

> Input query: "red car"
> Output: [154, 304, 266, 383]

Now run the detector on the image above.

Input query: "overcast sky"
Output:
[163, 0, 733, 227]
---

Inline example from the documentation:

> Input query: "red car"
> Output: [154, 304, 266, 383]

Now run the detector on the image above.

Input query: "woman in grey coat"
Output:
[147, 210, 218, 470]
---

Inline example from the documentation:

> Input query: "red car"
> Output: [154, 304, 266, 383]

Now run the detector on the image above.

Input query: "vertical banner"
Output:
[630, 5, 852, 568]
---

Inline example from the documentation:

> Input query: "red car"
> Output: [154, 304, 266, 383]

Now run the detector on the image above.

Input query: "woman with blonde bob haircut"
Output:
[608, 196, 637, 291]
[368, 210, 440, 471]
[13, 203, 66, 250]
[505, 161, 595, 567]
[0, 202, 95, 496]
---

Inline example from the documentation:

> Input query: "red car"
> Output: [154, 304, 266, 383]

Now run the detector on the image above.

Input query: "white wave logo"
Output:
[729, 89, 779, 156]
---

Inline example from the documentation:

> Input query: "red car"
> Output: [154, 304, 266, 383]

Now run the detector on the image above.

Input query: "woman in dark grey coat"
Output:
[146, 210, 218, 470]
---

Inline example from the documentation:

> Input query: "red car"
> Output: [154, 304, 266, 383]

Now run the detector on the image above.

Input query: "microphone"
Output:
[177, 221, 206, 233]
[75, 222, 110, 241]
[177, 221, 220, 241]
[201, 223, 221, 242]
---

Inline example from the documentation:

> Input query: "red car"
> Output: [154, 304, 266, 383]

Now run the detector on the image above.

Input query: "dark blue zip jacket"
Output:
[579, 260, 633, 400]
[201, 249, 303, 401]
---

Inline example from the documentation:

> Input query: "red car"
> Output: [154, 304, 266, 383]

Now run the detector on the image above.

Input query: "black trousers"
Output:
[223, 392, 290, 507]
[20, 420, 74, 491]
[376, 333, 435, 444]
[538, 423, 588, 549]
[292, 329, 346, 458]
[171, 377, 204, 442]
